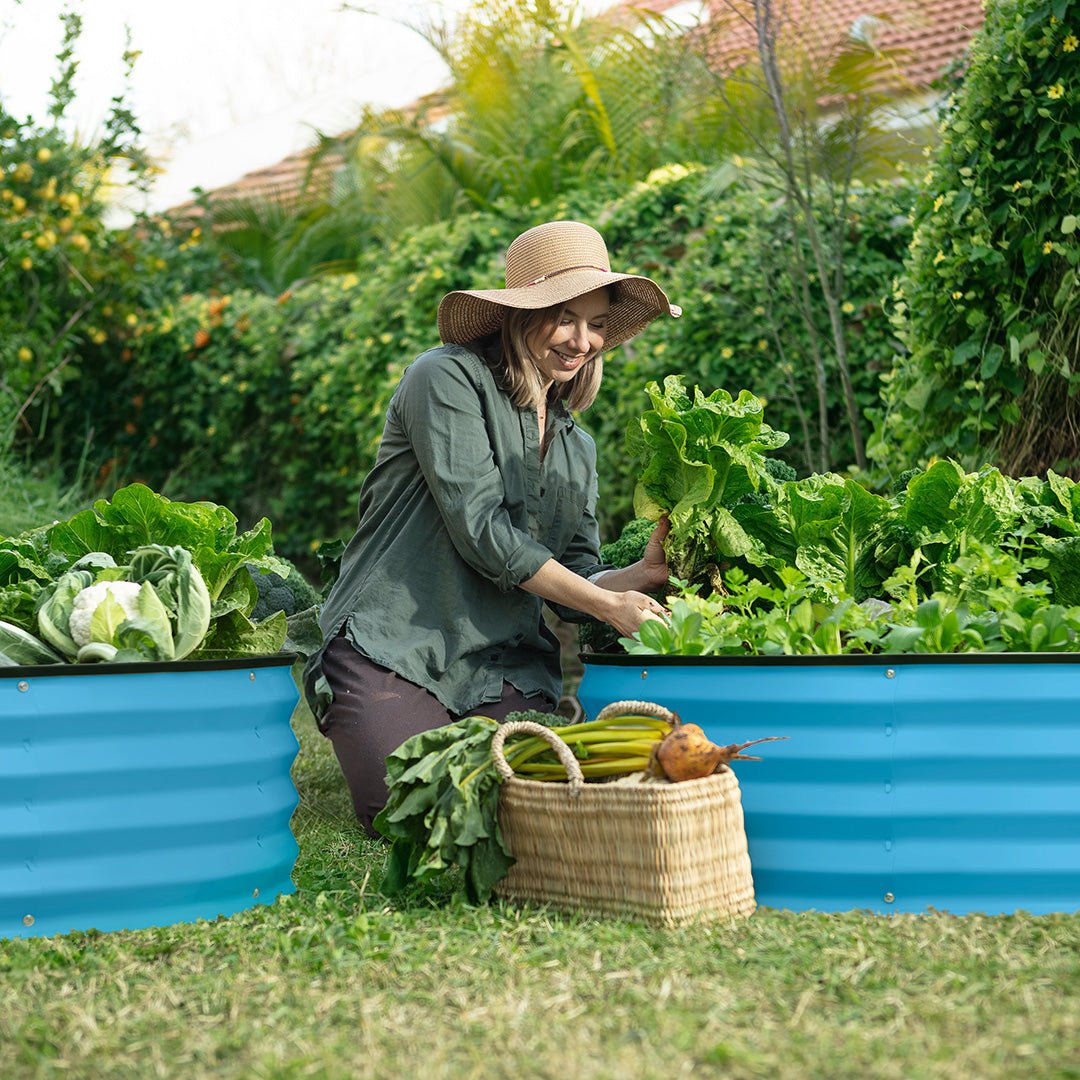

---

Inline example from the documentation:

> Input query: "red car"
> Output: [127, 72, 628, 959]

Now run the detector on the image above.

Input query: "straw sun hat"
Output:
[436, 220, 681, 351]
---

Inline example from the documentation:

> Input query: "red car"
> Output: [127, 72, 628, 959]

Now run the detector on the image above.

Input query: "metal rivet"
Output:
[884, 840, 893, 852]
[18, 680, 29, 692]
[22, 914, 34, 926]
[249, 672, 256, 681]
[252, 887, 260, 898]
[641, 670, 648, 680]
[884, 782, 892, 794]
[885, 669, 896, 679]
[884, 892, 895, 904]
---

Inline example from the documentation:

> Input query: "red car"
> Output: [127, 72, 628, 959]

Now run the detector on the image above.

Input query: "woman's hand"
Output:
[591, 516, 672, 597]
[637, 516, 671, 592]
[600, 588, 670, 639]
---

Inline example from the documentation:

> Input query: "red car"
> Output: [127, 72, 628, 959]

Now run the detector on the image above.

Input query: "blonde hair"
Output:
[490, 299, 607, 412]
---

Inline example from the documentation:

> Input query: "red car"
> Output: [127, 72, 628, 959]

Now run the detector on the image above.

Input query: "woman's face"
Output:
[528, 287, 609, 391]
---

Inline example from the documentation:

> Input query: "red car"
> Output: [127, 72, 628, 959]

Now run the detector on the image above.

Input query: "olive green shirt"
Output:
[305, 343, 607, 725]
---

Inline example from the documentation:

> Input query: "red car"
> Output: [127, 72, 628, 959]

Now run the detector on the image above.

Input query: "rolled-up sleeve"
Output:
[392, 350, 553, 591]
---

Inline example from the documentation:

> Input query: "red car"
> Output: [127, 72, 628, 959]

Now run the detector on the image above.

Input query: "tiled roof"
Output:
[701, 0, 985, 93]
[168, 0, 983, 218]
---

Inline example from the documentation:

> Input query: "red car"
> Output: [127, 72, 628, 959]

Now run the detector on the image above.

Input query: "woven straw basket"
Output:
[491, 700, 756, 927]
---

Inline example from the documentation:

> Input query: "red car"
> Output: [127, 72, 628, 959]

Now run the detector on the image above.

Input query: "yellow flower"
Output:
[933, 251, 946, 265]
[1047, 83, 1065, 99]
[757, 339, 768, 350]
[431, 266, 444, 280]
[20, 256, 32, 270]
[1043, 240, 1054, 254]
[91, 329, 107, 345]
[1012, 181, 1023, 191]
[1064, 33, 1078, 52]
[653, 342, 667, 355]
[379, 332, 393, 345]
[34, 231, 56, 249]
[35, 147, 51, 163]
[341, 273, 359, 289]
[58, 192, 80, 212]
[17, 346, 33, 362]
[206, 425, 217, 437]
[952, 291, 963, 300]
[721, 346, 734, 359]
[11, 194, 26, 212]
[319, 402, 330, 414]
[933, 195, 945, 212]
[841, 301, 856, 314]
[12, 162, 32, 182]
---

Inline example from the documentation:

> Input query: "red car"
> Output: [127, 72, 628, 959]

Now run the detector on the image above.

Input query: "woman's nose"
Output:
[568, 321, 590, 352]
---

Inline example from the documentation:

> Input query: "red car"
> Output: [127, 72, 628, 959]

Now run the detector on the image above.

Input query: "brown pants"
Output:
[319, 631, 554, 836]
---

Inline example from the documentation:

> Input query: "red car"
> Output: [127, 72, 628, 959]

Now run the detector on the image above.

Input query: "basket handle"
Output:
[491, 720, 584, 790]
[593, 699, 681, 727]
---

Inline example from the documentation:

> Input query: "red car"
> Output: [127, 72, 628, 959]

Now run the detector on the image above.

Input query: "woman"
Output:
[304, 219, 680, 834]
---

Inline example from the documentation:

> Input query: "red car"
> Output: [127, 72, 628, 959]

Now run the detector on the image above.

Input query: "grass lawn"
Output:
[1, 689, 1078, 1080]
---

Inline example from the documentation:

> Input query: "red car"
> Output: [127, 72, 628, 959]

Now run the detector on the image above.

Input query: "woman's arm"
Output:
[520, 555, 668, 638]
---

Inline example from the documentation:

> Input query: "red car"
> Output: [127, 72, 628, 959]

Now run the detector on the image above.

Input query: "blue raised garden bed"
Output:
[1, 655, 300, 939]
[579, 653, 1080, 916]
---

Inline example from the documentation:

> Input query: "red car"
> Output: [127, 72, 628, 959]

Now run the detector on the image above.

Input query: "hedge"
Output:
[52, 169, 916, 558]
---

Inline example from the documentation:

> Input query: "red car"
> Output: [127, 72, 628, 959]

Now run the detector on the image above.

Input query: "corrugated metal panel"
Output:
[579, 657, 1080, 915]
[1, 659, 299, 939]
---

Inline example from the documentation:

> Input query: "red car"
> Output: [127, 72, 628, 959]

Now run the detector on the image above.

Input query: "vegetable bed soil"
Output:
[579, 652, 1080, 916]
[1, 655, 300, 940]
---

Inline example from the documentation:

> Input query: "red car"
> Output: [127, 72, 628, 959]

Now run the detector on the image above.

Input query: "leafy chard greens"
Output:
[620, 378, 1080, 656]
[629, 377, 790, 581]
[0, 483, 303, 665]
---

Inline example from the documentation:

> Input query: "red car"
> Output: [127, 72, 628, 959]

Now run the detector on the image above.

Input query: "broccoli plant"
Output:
[246, 560, 323, 621]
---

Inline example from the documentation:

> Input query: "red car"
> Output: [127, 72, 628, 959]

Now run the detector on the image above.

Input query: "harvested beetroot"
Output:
[654, 724, 787, 782]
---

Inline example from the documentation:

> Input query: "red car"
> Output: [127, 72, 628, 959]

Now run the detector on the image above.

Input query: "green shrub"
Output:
[0, 12, 227, 461]
[881, 0, 1080, 474]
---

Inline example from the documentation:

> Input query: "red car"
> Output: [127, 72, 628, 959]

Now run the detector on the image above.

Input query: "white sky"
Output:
[0, 0, 613, 217]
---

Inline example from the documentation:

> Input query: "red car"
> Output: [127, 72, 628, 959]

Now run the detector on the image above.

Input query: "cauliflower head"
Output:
[69, 580, 142, 647]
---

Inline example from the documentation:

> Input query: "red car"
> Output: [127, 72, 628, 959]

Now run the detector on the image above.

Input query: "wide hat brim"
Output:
[437, 268, 680, 351]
